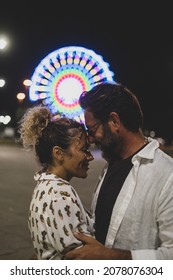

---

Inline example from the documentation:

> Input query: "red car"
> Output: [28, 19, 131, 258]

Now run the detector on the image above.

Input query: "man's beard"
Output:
[95, 124, 120, 163]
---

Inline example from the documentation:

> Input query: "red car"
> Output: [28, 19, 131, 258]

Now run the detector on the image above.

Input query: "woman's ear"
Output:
[109, 112, 120, 129]
[52, 146, 64, 161]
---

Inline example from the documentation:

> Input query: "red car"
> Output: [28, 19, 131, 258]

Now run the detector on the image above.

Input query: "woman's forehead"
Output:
[71, 130, 88, 148]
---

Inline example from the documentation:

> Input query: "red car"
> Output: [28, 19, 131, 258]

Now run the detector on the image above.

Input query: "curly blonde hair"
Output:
[18, 105, 85, 167]
[18, 105, 52, 149]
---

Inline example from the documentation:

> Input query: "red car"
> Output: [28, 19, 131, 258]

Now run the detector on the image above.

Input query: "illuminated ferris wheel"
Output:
[29, 46, 115, 121]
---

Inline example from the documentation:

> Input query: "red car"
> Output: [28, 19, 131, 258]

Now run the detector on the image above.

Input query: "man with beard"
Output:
[65, 82, 173, 260]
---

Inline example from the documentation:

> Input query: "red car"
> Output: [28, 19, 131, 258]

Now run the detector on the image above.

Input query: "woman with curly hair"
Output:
[18, 105, 94, 260]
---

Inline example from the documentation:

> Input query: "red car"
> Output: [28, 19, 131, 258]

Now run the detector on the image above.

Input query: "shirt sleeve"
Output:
[45, 182, 94, 255]
[131, 176, 173, 260]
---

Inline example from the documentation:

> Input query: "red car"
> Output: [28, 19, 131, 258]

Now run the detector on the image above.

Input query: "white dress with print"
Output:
[28, 169, 95, 259]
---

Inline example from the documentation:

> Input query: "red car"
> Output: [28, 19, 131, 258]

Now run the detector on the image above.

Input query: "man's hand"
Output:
[64, 232, 132, 260]
[64, 232, 109, 259]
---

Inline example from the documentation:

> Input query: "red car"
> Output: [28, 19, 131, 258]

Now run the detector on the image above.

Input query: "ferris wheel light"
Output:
[58, 77, 83, 105]
[29, 46, 115, 120]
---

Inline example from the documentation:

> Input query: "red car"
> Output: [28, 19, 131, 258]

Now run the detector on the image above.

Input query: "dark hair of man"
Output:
[79, 82, 144, 132]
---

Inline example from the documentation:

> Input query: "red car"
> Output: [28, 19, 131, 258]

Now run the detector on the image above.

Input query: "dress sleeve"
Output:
[46, 182, 94, 255]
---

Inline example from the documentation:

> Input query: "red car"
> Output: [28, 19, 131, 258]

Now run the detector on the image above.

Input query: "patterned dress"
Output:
[28, 169, 95, 259]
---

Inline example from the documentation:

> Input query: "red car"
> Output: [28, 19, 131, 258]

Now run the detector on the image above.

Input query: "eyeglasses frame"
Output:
[86, 121, 101, 137]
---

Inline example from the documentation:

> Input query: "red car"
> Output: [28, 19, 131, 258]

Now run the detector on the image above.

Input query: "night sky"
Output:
[1, 2, 173, 143]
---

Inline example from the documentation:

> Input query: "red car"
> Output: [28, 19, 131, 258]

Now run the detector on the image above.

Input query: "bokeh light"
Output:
[23, 79, 32, 86]
[0, 79, 5, 87]
[0, 36, 8, 50]
[29, 46, 115, 121]
[17, 92, 26, 102]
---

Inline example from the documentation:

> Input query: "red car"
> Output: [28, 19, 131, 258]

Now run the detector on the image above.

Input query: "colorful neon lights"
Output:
[29, 46, 115, 120]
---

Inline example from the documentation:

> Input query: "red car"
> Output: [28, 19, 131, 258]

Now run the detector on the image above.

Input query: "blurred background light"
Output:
[0, 36, 8, 50]
[0, 115, 11, 125]
[16, 92, 26, 102]
[0, 79, 5, 87]
[29, 45, 115, 121]
[23, 79, 32, 86]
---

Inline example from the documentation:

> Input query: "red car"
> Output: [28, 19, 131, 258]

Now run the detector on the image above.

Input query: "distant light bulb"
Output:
[17, 92, 26, 101]
[0, 79, 5, 87]
[23, 79, 32, 86]
[0, 38, 7, 50]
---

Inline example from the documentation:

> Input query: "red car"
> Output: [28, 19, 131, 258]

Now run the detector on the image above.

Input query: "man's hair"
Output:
[79, 82, 143, 132]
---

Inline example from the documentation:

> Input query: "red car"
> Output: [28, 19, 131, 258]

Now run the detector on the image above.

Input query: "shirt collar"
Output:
[132, 137, 160, 161]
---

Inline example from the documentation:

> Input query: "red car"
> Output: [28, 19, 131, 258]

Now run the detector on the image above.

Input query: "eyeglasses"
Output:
[86, 121, 101, 137]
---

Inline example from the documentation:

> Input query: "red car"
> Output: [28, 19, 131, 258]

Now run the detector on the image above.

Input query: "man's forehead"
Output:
[84, 110, 96, 124]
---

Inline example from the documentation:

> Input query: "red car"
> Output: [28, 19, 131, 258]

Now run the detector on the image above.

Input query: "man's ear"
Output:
[52, 146, 64, 161]
[109, 112, 120, 129]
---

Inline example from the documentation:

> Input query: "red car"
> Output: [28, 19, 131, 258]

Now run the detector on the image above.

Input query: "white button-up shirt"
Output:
[91, 138, 173, 259]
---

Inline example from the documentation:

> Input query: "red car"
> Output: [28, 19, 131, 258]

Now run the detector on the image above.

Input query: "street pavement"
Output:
[0, 142, 106, 260]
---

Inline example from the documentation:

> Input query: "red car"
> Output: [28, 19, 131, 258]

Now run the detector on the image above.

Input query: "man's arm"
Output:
[64, 232, 132, 260]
